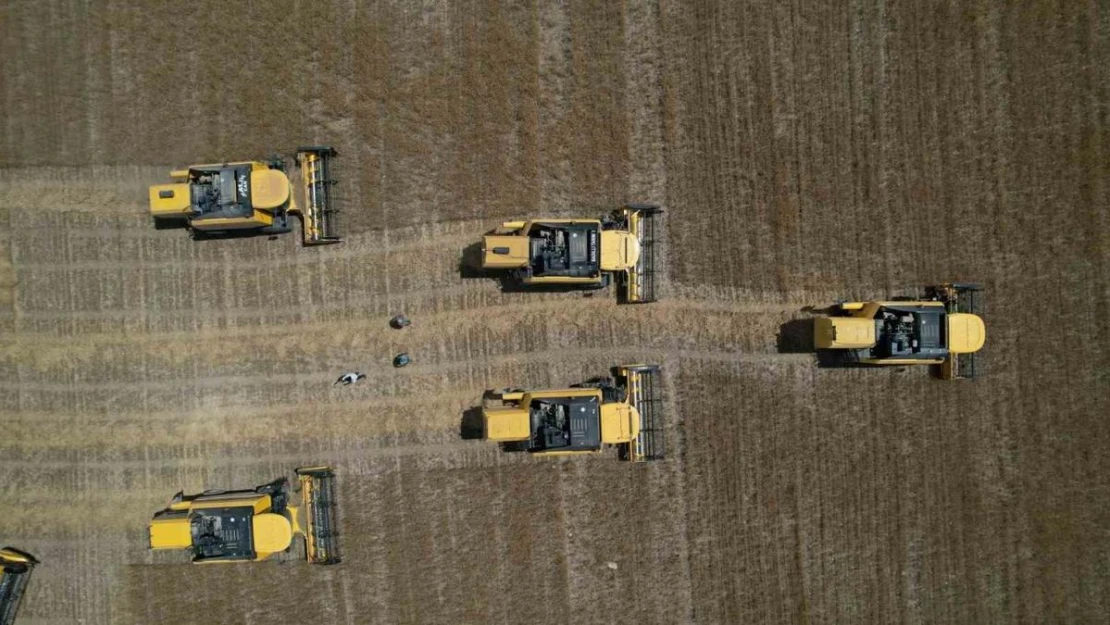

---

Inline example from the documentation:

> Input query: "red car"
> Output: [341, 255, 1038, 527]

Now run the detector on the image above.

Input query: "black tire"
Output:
[153, 217, 186, 231]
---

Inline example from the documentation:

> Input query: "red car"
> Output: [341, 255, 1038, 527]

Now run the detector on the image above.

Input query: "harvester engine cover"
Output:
[531, 396, 602, 452]
[190, 508, 257, 561]
[528, 223, 599, 279]
[189, 166, 255, 220]
[874, 306, 947, 359]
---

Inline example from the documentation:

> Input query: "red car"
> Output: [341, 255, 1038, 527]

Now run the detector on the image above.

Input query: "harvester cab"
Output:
[0, 547, 37, 625]
[149, 146, 341, 245]
[813, 283, 985, 379]
[149, 467, 340, 565]
[481, 204, 662, 303]
[483, 364, 665, 461]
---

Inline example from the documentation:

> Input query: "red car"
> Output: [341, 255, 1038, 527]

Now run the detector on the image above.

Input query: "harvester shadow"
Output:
[781, 308, 863, 368]
[152, 218, 188, 231]
[778, 317, 861, 368]
[458, 241, 495, 280]
[815, 350, 860, 368]
[464, 393, 532, 452]
[459, 406, 485, 440]
[188, 229, 285, 243]
[776, 318, 815, 354]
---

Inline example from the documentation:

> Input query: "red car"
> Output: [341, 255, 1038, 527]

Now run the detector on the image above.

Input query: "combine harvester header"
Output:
[295, 147, 341, 245]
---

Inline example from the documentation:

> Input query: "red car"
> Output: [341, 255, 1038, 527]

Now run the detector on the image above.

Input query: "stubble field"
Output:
[1, 1, 1107, 623]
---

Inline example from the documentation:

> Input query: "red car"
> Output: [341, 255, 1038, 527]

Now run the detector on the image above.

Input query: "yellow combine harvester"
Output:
[149, 147, 340, 244]
[481, 204, 662, 303]
[0, 547, 37, 625]
[484, 365, 665, 461]
[814, 283, 985, 379]
[149, 467, 340, 565]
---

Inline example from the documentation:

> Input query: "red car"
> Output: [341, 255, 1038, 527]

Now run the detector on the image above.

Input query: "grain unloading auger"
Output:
[483, 365, 665, 461]
[481, 204, 663, 303]
[149, 467, 340, 565]
[0, 547, 38, 625]
[149, 147, 341, 245]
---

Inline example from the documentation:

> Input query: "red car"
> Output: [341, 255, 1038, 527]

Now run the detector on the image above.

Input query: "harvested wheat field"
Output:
[1, 1, 1108, 623]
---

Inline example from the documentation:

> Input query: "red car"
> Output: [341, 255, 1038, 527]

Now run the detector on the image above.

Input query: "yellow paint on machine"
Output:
[189, 210, 275, 231]
[482, 235, 530, 268]
[148, 516, 192, 549]
[484, 406, 531, 441]
[599, 230, 640, 272]
[251, 513, 294, 558]
[599, 402, 640, 444]
[148, 183, 191, 216]
[249, 168, 291, 209]
[948, 313, 986, 353]
[814, 317, 875, 349]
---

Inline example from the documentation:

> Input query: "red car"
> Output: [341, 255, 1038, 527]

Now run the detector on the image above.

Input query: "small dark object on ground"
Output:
[393, 353, 411, 368]
[390, 315, 411, 329]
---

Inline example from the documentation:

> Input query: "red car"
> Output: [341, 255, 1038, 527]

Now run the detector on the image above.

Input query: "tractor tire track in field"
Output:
[2, 170, 805, 623]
